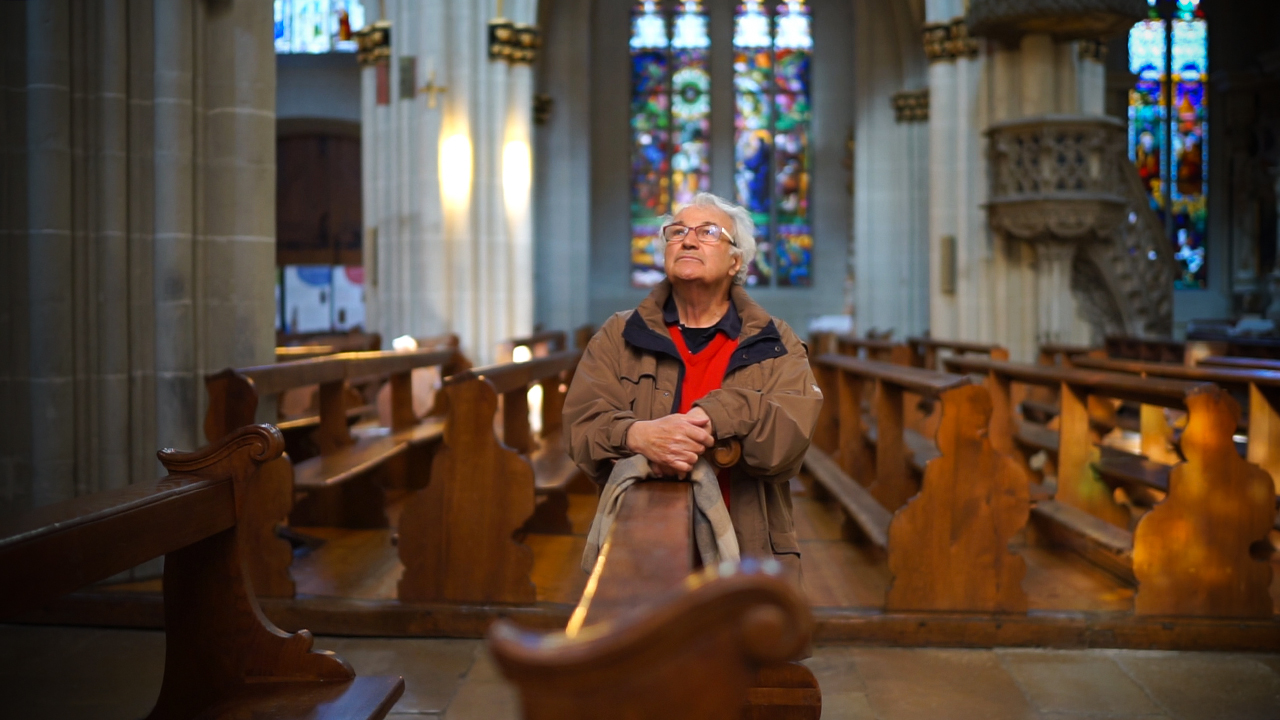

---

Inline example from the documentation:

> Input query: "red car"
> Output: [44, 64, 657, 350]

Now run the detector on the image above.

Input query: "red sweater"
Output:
[668, 325, 739, 507]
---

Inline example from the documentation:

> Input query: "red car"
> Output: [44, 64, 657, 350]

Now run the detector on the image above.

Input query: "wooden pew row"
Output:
[490, 478, 820, 719]
[944, 355, 1275, 618]
[807, 354, 1031, 613]
[397, 349, 588, 604]
[0, 425, 404, 720]
[1201, 355, 1280, 372]
[906, 336, 1009, 370]
[833, 334, 910, 364]
[1067, 356, 1280, 531]
[204, 348, 459, 597]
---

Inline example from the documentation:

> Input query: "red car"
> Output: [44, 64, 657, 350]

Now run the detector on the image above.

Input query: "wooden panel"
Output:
[870, 382, 914, 510]
[240, 456, 297, 598]
[835, 371, 866, 481]
[398, 379, 537, 603]
[314, 380, 355, 453]
[1056, 382, 1130, 528]
[1247, 384, 1280, 495]
[1133, 387, 1275, 618]
[886, 384, 1029, 613]
[292, 435, 407, 489]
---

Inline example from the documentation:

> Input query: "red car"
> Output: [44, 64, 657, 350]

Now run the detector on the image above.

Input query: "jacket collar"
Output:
[623, 280, 785, 369]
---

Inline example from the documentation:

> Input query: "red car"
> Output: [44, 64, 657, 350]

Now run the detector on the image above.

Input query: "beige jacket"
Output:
[563, 281, 823, 588]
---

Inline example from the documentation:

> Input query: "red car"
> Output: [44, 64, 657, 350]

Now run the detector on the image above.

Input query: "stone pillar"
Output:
[1034, 243, 1086, 344]
[2, 0, 276, 516]
[851, 0, 930, 336]
[363, 0, 536, 363]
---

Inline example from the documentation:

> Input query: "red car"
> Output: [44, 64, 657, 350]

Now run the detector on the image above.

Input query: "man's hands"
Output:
[625, 409, 716, 478]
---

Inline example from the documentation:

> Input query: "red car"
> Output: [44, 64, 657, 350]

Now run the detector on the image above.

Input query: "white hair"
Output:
[661, 192, 758, 285]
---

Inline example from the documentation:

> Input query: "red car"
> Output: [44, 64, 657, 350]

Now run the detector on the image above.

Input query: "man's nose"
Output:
[680, 233, 699, 249]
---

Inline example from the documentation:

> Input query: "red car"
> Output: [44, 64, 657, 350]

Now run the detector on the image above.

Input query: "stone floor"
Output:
[2, 624, 1278, 719]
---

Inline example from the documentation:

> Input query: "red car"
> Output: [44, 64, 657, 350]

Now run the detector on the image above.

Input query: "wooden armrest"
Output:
[813, 354, 969, 397]
[452, 350, 583, 393]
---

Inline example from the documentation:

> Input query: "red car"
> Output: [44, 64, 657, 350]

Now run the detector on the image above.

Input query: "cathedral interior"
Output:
[3, 1, 1280, 718]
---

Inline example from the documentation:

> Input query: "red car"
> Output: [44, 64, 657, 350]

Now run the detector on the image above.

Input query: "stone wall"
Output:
[0, 0, 276, 515]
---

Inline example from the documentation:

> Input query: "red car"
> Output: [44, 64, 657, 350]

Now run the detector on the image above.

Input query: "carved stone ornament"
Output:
[967, 0, 1149, 42]
[987, 115, 1174, 337]
[892, 89, 930, 123]
[923, 19, 980, 62]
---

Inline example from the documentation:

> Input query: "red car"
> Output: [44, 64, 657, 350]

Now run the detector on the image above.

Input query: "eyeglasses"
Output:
[661, 223, 737, 247]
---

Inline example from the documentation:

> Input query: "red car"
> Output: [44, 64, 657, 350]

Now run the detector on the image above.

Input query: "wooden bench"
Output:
[489, 476, 820, 719]
[832, 333, 911, 364]
[943, 355, 1275, 617]
[203, 348, 458, 597]
[1200, 355, 1280, 372]
[0, 425, 404, 720]
[906, 336, 1009, 370]
[397, 350, 586, 604]
[1038, 342, 1104, 367]
[807, 354, 1031, 613]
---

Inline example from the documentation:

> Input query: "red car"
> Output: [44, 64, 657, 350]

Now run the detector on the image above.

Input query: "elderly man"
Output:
[563, 192, 822, 588]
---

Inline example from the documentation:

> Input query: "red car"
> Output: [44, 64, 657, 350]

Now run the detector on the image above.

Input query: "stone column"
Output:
[1034, 242, 1086, 344]
[2, 0, 276, 516]
[363, 0, 536, 363]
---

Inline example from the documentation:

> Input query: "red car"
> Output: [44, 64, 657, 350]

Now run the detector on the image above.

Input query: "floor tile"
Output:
[314, 637, 480, 714]
[852, 648, 1039, 720]
[820, 691, 876, 720]
[442, 645, 522, 720]
[997, 648, 1162, 716]
[1111, 651, 1280, 720]
[805, 645, 868, 694]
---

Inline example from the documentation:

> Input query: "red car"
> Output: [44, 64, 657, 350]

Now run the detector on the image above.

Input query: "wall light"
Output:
[502, 139, 532, 216]
[439, 133, 473, 209]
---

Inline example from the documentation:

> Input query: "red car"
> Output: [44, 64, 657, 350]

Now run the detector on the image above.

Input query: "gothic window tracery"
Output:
[1128, 0, 1208, 289]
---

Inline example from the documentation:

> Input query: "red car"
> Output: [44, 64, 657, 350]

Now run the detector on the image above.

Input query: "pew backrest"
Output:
[906, 337, 1009, 370]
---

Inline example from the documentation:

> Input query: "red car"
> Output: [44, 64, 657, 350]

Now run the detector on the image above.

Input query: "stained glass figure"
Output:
[630, 1, 672, 287]
[773, 0, 812, 286]
[671, 2, 712, 210]
[1128, 0, 1208, 288]
[734, 1, 774, 285]
[274, 0, 366, 55]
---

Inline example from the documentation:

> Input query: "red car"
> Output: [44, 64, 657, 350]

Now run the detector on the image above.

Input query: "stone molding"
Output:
[923, 19, 980, 63]
[967, 0, 1149, 42]
[891, 89, 930, 123]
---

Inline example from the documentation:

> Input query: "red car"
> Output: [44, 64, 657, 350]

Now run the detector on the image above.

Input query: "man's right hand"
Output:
[625, 413, 715, 477]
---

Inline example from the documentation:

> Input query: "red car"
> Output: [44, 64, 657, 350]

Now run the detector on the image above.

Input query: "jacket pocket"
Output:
[768, 528, 801, 558]
[619, 372, 657, 421]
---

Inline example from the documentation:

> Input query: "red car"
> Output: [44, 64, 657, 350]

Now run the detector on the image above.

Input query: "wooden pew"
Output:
[397, 349, 586, 604]
[0, 425, 404, 720]
[203, 348, 458, 597]
[1070, 355, 1280, 496]
[489, 478, 820, 720]
[944, 356, 1275, 617]
[1038, 343, 1103, 367]
[906, 336, 1009, 371]
[1201, 355, 1280, 372]
[832, 333, 911, 364]
[1106, 335, 1187, 364]
[278, 330, 382, 352]
[807, 355, 1030, 613]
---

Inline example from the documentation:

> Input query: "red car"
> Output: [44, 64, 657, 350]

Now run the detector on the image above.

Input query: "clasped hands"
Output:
[624, 407, 715, 479]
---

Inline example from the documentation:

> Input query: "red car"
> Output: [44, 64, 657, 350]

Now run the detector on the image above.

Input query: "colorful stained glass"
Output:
[630, 2, 672, 287]
[671, 2, 711, 210]
[735, 2, 774, 285]
[1128, 0, 1207, 288]
[274, 0, 366, 54]
[731, 1, 812, 286]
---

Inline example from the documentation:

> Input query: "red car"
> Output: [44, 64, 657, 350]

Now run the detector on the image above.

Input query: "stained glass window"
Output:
[1128, 0, 1207, 289]
[734, 0, 812, 287]
[630, 1, 711, 287]
[275, 0, 365, 54]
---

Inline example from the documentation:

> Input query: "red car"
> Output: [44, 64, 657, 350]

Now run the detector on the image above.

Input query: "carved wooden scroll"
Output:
[398, 378, 537, 604]
[489, 566, 813, 720]
[886, 384, 1030, 613]
[1133, 387, 1275, 618]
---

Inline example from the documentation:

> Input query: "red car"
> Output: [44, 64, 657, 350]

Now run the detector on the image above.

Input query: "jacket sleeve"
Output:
[693, 322, 822, 484]
[563, 314, 639, 483]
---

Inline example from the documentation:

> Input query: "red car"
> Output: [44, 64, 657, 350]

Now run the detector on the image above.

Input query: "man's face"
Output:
[662, 205, 741, 287]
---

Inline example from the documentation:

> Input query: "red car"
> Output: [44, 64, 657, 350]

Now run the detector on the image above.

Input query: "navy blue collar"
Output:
[662, 294, 742, 340]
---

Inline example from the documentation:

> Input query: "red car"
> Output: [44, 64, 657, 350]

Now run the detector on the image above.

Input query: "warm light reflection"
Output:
[502, 139, 532, 216]
[439, 133, 473, 209]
